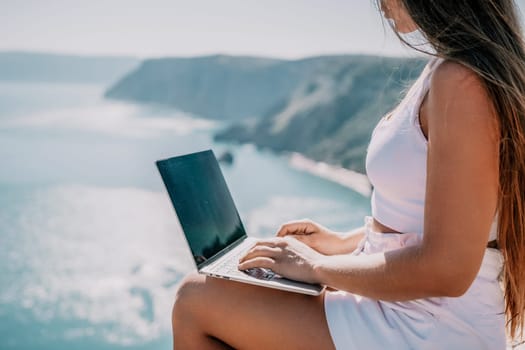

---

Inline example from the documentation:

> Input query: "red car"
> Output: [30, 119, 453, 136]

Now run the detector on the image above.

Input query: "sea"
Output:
[0, 81, 371, 349]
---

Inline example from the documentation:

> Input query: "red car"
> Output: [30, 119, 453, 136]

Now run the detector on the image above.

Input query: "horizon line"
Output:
[0, 48, 424, 62]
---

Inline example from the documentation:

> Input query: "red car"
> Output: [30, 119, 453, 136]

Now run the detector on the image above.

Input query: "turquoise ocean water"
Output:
[0, 81, 371, 349]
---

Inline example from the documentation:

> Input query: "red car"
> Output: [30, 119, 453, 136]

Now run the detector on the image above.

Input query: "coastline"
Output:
[288, 152, 372, 198]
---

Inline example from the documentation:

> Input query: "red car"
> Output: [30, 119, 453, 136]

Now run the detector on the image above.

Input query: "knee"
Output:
[172, 272, 206, 326]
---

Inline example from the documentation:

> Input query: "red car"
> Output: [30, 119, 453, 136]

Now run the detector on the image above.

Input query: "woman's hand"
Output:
[275, 219, 353, 255]
[237, 237, 323, 284]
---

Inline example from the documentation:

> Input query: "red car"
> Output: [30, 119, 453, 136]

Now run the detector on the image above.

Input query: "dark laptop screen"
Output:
[156, 150, 247, 267]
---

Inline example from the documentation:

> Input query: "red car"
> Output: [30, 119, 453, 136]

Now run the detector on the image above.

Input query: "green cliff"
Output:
[214, 56, 426, 173]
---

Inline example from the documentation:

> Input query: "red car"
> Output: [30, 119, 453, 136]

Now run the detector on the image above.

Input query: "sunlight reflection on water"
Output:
[0, 82, 370, 349]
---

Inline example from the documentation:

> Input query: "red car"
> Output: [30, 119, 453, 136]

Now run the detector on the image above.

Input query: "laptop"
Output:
[156, 149, 325, 296]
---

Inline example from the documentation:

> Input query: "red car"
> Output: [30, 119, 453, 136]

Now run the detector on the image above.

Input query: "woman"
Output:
[172, 0, 525, 348]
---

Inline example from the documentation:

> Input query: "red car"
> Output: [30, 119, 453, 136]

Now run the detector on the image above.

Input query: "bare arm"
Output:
[342, 225, 366, 250]
[240, 61, 500, 300]
[274, 219, 365, 255]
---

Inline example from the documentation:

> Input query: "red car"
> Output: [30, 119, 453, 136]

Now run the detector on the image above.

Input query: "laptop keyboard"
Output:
[213, 248, 276, 280]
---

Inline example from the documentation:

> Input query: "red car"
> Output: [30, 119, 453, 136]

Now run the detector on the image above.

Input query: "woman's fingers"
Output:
[276, 220, 316, 237]
[238, 257, 275, 270]
[285, 234, 313, 245]
[239, 237, 302, 264]
[249, 238, 287, 248]
[239, 245, 281, 263]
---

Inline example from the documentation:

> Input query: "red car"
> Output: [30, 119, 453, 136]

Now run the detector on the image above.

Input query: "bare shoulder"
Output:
[427, 59, 499, 138]
[432, 59, 486, 92]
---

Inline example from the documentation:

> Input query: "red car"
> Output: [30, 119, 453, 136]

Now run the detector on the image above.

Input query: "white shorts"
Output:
[324, 216, 506, 350]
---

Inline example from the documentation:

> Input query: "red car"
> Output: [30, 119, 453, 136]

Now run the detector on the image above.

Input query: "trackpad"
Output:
[243, 268, 281, 280]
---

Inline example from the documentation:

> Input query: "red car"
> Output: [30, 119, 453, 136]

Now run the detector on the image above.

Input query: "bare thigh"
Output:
[173, 272, 336, 350]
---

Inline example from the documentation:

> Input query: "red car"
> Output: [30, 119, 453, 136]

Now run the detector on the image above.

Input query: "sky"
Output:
[1, 0, 525, 60]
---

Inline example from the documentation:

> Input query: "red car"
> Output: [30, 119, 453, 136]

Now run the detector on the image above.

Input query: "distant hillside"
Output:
[105, 54, 383, 121]
[105, 53, 426, 174]
[214, 56, 427, 173]
[0, 52, 139, 84]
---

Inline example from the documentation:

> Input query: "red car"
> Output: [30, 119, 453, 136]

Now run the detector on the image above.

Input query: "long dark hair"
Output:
[378, 0, 525, 340]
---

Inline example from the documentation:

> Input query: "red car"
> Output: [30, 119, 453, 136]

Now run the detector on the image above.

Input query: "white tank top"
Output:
[365, 57, 498, 241]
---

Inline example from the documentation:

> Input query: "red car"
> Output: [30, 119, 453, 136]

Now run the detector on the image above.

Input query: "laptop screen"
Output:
[156, 150, 247, 267]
